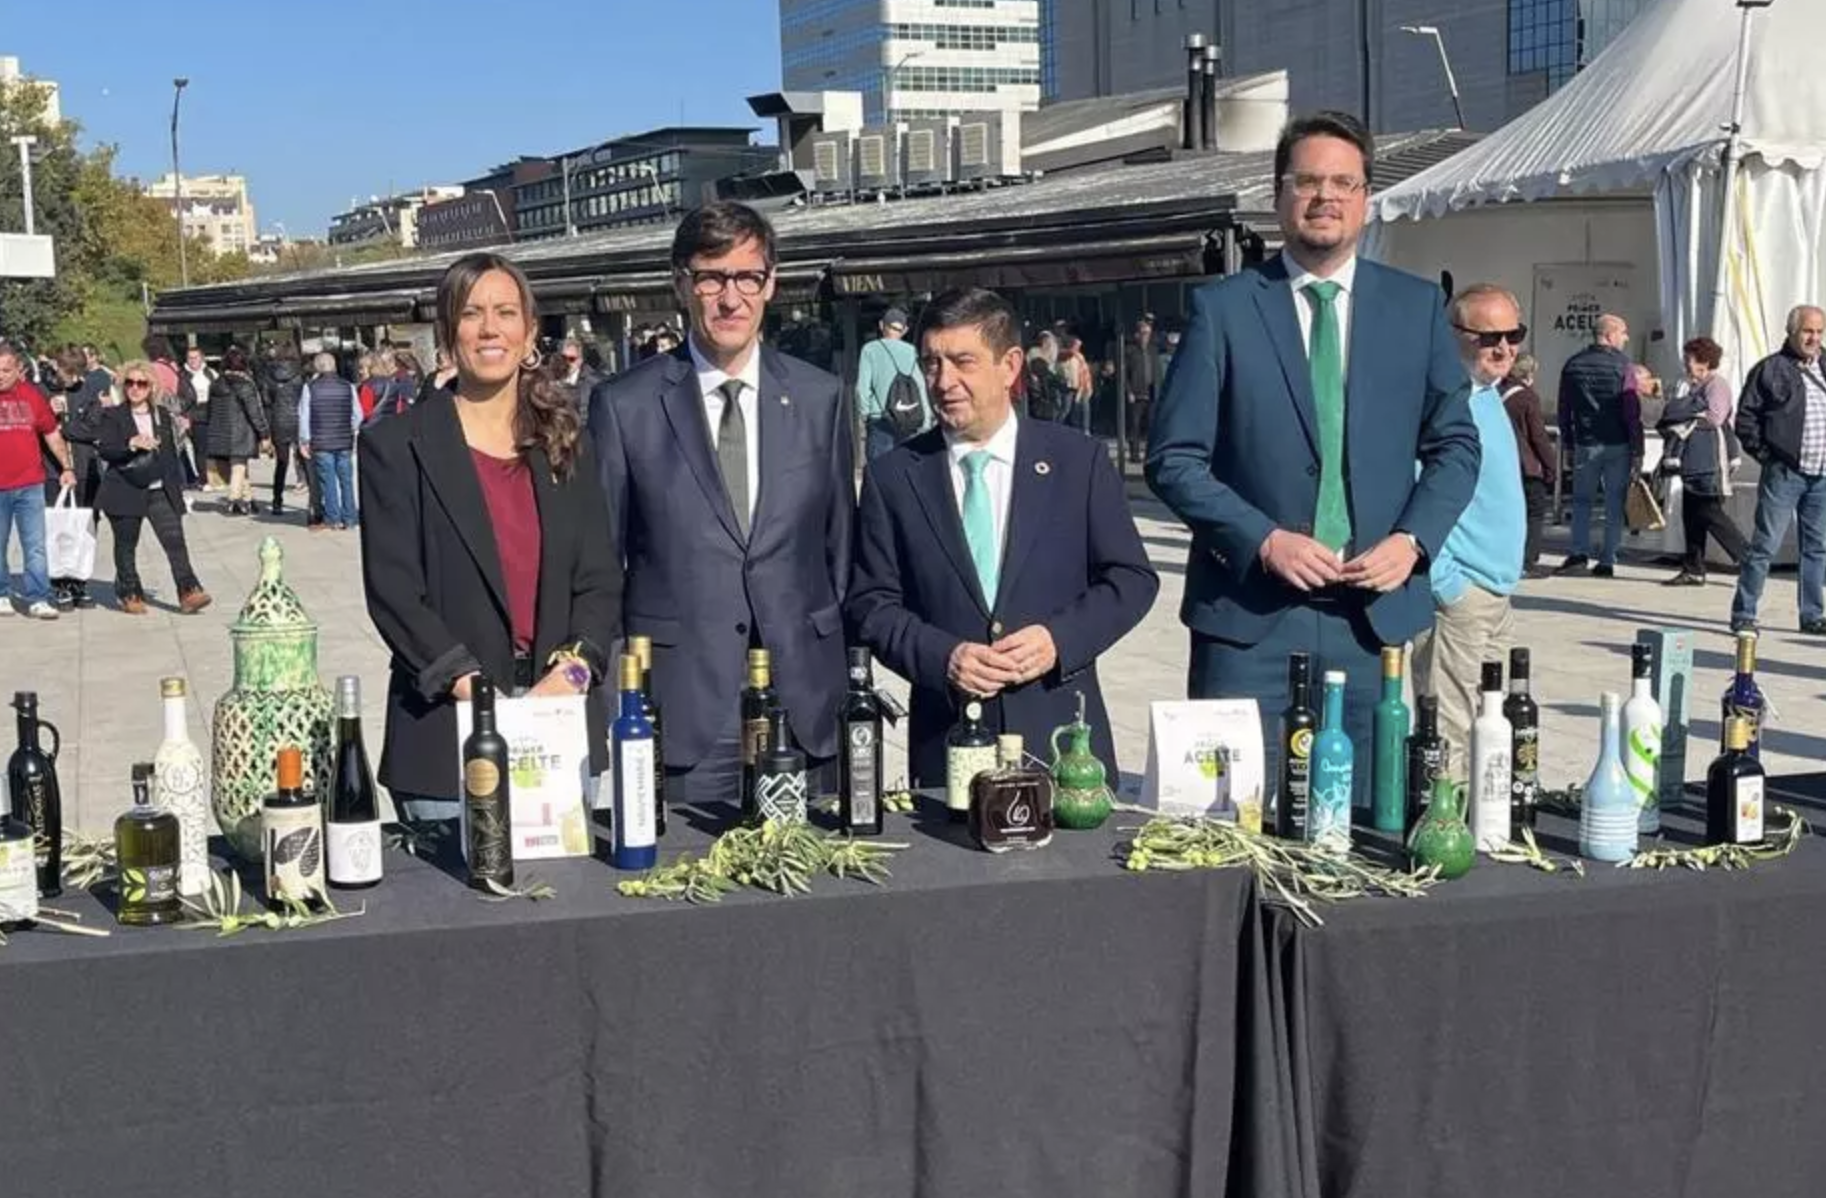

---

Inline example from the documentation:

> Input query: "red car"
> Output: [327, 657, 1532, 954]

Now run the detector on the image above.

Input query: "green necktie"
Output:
[1304, 281, 1352, 553]
[961, 450, 998, 608]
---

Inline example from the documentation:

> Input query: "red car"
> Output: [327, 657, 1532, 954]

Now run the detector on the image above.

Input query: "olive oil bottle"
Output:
[116, 762, 183, 926]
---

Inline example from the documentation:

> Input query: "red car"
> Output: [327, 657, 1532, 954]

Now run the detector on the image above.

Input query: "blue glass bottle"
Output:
[1720, 631, 1766, 761]
[1370, 647, 1410, 833]
[1307, 670, 1353, 855]
[1580, 691, 1638, 863]
[611, 654, 658, 871]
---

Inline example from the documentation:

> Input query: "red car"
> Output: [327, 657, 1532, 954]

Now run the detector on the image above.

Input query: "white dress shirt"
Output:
[185, 366, 213, 407]
[689, 336, 762, 522]
[944, 410, 1019, 569]
[1285, 252, 1358, 378]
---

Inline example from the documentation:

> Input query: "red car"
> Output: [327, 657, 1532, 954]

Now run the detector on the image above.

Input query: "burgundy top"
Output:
[469, 448, 542, 653]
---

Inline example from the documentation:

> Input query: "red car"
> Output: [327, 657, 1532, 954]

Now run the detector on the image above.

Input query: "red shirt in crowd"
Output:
[0, 380, 57, 491]
[469, 447, 542, 654]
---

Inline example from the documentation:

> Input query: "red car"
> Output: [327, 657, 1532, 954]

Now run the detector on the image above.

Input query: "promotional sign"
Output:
[1530, 263, 1640, 419]
[455, 695, 595, 860]
[1137, 700, 1265, 829]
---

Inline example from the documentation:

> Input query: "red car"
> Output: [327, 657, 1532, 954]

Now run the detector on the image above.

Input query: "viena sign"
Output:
[0, 233, 54, 279]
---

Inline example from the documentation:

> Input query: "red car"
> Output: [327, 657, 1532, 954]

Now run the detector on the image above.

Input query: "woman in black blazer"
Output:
[95, 360, 213, 615]
[360, 252, 623, 816]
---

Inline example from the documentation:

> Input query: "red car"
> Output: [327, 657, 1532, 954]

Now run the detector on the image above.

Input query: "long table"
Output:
[0, 803, 1264, 1198]
[1263, 772, 1826, 1198]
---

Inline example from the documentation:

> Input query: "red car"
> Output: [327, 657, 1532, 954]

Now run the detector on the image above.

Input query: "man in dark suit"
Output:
[587, 202, 855, 805]
[1146, 111, 1480, 802]
[847, 288, 1158, 786]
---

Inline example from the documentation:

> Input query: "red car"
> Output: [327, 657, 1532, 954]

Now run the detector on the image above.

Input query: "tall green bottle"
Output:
[1371, 647, 1410, 833]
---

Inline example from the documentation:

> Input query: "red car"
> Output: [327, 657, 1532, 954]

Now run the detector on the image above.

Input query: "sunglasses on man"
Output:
[1453, 324, 1528, 349]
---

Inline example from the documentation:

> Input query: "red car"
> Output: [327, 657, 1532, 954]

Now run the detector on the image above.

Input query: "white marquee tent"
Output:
[1370, 0, 1826, 389]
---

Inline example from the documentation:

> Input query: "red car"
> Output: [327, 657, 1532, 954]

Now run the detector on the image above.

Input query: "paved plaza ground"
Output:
[6, 462, 1820, 833]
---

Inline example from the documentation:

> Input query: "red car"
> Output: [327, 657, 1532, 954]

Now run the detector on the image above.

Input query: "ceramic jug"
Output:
[1049, 693, 1113, 831]
[1408, 775, 1475, 879]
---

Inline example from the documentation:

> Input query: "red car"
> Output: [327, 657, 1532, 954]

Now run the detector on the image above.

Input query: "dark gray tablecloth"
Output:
[1265, 773, 1826, 1198]
[0, 801, 1263, 1198]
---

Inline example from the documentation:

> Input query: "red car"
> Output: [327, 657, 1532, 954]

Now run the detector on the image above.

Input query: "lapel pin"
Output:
[1035, 461, 1051, 476]
[780, 394, 791, 407]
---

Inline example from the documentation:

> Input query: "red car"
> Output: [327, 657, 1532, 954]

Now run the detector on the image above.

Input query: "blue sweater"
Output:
[1429, 381, 1525, 604]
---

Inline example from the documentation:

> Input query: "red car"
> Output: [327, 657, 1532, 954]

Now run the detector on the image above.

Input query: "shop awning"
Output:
[829, 231, 1214, 296]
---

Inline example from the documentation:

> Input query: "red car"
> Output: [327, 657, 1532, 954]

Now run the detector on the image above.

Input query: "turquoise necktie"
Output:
[1303, 281, 1352, 553]
[961, 450, 998, 608]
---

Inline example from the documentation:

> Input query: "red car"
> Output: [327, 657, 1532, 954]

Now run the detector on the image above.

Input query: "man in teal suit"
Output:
[1146, 111, 1480, 804]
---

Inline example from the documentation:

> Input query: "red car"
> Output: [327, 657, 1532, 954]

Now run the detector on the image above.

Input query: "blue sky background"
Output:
[9, 0, 785, 234]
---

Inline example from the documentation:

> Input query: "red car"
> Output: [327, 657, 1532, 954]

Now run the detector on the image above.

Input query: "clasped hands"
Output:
[947, 625, 1057, 699]
[1259, 529, 1418, 594]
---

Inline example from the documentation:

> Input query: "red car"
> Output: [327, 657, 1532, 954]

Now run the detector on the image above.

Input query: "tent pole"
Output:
[1707, 2, 1758, 335]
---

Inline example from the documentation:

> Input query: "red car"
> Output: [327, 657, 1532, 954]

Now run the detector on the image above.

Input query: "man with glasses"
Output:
[558, 335, 601, 409]
[1413, 284, 1528, 777]
[1147, 110, 1479, 804]
[0, 342, 78, 619]
[1556, 314, 1643, 577]
[587, 201, 854, 807]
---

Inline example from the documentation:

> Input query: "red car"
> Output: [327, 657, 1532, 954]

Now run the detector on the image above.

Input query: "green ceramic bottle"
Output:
[1408, 774, 1476, 880]
[1049, 693, 1113, 831]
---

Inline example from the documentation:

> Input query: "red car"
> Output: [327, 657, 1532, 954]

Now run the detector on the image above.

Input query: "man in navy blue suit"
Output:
[1146, 111, 1480, 800]
[588, 203, 854, 805]
[847, 288, 1159, 787]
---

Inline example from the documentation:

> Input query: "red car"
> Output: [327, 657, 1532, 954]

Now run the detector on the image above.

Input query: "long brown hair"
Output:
[435, 252, 582, 479]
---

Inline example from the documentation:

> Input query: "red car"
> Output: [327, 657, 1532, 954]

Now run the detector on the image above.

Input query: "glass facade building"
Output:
[1508, 0, 1654, 91]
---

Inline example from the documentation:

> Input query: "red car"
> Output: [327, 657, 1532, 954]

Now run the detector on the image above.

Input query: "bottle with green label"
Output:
[946, 700, 998, 823]
[116, 762, 182, 926]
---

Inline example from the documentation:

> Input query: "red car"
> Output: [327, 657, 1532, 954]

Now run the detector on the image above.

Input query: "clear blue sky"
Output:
[10, 0, 785, 235]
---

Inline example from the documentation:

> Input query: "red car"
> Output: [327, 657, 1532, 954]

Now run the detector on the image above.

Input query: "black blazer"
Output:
[94, 404, 188, 517]
[359, 391, 624, 800]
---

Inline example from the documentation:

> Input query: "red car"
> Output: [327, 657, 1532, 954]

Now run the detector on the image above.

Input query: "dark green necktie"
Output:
[1303, 281, 1352, 552]
[715, 379, 749, 539]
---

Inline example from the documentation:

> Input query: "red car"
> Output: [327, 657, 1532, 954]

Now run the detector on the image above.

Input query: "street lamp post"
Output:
[10, 136, 37, 235]
[1399, 25, 1465, 130]
[171, 77, 190, 287]
[888, 48, 928, 121]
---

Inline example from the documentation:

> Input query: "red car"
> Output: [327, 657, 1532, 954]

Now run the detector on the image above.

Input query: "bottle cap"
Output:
[1381, 646, 1403, 677]
[629, 635, 653, 668]
[1288, 651, 1312, 682]
[337, 675, 360, 707]
[1322, 669, 1346, 685]
[1509, 647, 1530, 677]
[160, 677, 187, 698]
[275, 745, 304, 791]
[1480, 661, 1504, 692]
[1631, 642, 1652, 676]
[131, 761, 154, 784]
[748, 648, 770, 668]
[847, 645, 872, 671]
[997, 733, 1024, 762]
[619, 653, 642, 691]
[964, 699, 983, 720]
[1599, 690, 1621, 714]
[1417, 693, 1439, 715]
[1725, 716, 1752, 751]
[12, 691, 34, 712]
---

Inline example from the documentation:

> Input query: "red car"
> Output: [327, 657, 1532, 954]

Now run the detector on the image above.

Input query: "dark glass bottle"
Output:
[629, 635, 667, 838]
[839, 647, 885, 836]
[116, 762, 182, 926]
[612, 654, 659, 870]
[1504, 647, 1540, 835]
[7, 691, 62, 898]
[1276, 653, 1316, 841]
[945, 700, 998, 823]
[262, 745, 325, 909]
[1404, 695, 1445, 841]
[463, 676, 514, 890]
[739, 649, 778, 821]
[1720, 631, 1766, 760]
[326, 676, 382, 890]
[969, 734, 1054, 852]
[756, 707, 810, 825]
[1706, 715, 1766, 846]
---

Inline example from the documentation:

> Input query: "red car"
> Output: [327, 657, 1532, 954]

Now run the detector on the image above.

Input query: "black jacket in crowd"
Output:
[1736, 344, 1825, 474]
[94, 404, 189, 517]
[205, 370, 270, 460]
[261, 356, 306, 445]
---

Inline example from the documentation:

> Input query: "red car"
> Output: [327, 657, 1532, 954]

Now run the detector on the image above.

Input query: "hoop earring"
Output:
[521, 349, 544, 372]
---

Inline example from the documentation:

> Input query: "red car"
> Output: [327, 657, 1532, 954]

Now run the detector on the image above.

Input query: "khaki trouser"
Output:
[1412, 585, 1516, 781]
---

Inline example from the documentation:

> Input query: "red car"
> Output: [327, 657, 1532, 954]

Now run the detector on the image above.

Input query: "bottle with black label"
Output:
[463, 676, 514, 891]
[116, 762, 182, 926]
[839, 647, 885, 836]
[1504, 647, 1540, 835]
[262, 745, 325, 909]
[1405, 694, 1445, 840]
[1276, 652, 1316, 841]
[739, 649, 777, 821]
[945, 700, 998, 823]
[756, 707, 810, 825]
[969, 734, 1054, 853]
[7, 691, 62, 898]
[326, 676, 383, 891]
[629, 635, 667, 838]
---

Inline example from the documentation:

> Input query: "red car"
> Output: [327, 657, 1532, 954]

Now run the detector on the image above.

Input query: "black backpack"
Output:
[1024, 360, 1066, 422]
[883, 367, 924, 440]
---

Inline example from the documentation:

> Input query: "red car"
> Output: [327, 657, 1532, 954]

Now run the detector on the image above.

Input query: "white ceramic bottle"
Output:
[1469, 661, 1514, 853]
[153, 677, 210, 897]
[1622, 643, 1665, 834]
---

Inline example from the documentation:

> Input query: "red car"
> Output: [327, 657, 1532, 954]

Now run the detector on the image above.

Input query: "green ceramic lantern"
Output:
[211, 537, 335, 862]
[1408, 775, 1476, 880]
[1050, 693, 1115, 831]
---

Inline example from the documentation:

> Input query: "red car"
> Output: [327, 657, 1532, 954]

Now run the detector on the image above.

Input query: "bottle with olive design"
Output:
[463, 676, 514, 890]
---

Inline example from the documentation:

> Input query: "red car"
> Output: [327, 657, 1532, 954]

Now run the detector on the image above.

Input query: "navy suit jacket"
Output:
[587, 344, 854, 766]
[1145, 255, 1480, 647]
[847, 417, 1159, 788]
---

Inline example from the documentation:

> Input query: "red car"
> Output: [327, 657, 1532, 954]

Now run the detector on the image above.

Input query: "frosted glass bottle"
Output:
[1621, 643, 1664, 834]
[1581, 692, 1639, 863]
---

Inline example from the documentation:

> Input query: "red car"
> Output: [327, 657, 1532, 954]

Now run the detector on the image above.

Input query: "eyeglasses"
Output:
[1281, 172, 1369, 199]
[685, 269, 770, 298]
[125, 379, 152, 390]
[1453, 324, 1529, 349]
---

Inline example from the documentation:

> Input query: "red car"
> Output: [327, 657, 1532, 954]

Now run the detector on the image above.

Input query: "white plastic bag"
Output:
[45, 487, 96, 581]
